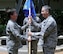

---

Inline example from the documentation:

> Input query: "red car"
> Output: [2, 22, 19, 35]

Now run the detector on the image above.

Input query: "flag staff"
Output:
[23, 0, 36, 53]
[28, 2, 32, 54]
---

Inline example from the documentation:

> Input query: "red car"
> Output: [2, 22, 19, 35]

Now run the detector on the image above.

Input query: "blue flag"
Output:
[23, 0, 36, 19]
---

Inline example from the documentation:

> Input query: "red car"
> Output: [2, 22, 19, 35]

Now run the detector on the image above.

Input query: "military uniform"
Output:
[32, 15, 57, 54]
[6, 19, 27, 54]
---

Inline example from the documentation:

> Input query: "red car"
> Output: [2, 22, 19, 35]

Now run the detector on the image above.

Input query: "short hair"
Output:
[8, 11, 15, 18]
[42, 5, 51, 13]
[8, 9, 16, 18]
[6, 9, 16, 18]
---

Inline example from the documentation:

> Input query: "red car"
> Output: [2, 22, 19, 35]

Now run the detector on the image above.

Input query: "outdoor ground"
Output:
[0, 51, 63, 54]
[55, 51, 63, 54]
[0, 44, 63, 54]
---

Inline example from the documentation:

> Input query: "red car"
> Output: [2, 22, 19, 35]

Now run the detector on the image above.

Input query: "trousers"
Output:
[28, 40, 38, 54]
[43, 47, 55, 54]
[8, 47, 18, 54]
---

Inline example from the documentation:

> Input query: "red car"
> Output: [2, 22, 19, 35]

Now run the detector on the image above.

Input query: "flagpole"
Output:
[23, 0, 35, 53]
[28, 7, 31, 54]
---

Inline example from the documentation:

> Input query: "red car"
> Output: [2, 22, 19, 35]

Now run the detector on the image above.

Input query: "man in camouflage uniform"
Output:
[28, 5, 58, 54]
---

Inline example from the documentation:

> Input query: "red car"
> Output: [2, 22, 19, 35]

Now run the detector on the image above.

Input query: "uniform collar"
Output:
[10, 19, 16, 23]
[46, 15, 52, 20]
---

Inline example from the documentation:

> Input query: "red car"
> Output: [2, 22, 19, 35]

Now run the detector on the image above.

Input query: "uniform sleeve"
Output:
[17, 18, 29, 31]
[23, 18, 26, 25]
[32, 19, 41, 29]
[21, 23, 28, 30]
[31, 32, 43, 39]
[9, 23, 24, 39]
[22, 18, 29, 35]
[31, 19, 55, 38]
